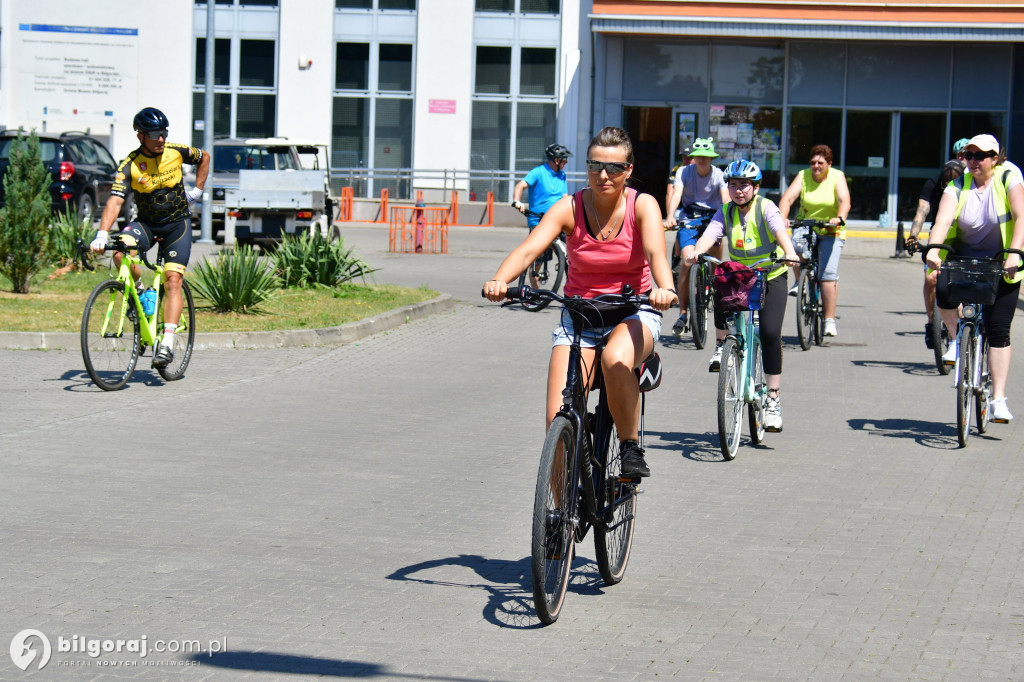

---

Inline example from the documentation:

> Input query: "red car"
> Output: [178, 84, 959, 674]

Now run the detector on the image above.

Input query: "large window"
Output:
[711, 105, 782, 193]
[475, 0, 558, 12]
[471, 43, 558, 199]
[192, 38, 277, 144]
[624, 41, 708, 102]
[336, 0, 415, 9]
[331, 41, 414, 195]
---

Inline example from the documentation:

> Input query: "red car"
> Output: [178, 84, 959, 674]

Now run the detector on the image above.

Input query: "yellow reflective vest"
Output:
[725, 195, 786, 280]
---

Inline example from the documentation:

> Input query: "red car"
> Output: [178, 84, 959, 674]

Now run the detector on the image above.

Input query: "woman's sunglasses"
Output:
[961, 151, 996, 161]
[586, 160, 631, 175]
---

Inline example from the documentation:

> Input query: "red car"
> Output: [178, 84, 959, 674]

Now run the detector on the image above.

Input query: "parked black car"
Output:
[0, 130, 133, 224]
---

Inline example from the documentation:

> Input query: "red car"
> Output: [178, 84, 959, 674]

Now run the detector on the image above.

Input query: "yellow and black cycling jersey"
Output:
[111, 143, 204, 226]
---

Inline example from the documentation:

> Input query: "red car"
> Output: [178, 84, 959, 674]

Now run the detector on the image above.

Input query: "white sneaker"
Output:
[824, 318, 838, 337]
[708, 344, 723, 372]
[788, 283, 798, 297]
[764, 393, 782, 432]
[991, 398, 1013, 423]
[671, 313, 687, 336]
[942, 344, 958, 366]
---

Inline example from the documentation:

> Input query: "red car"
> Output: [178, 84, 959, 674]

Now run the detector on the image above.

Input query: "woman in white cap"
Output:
[926, 133, 1024, 422]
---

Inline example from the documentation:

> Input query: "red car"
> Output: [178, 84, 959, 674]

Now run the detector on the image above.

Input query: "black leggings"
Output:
[714, 273, 788, 375]
[938, 275, 1020, 348]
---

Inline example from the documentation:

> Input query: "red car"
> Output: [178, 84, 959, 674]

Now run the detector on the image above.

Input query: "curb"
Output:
[0, 294, 455, 351]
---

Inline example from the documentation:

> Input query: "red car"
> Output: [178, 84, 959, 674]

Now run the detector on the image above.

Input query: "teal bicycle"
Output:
[702, 254, 796, 460]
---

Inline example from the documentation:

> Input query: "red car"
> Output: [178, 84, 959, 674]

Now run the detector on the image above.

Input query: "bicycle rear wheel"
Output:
[532, 415, 576, 624]
[156, 279, 196, 381]
[81, 279, 140, 391]
[717, 338, 744, 460]
[956, 329, 974, 448]
[795, 270, 813, 351]
[976, 337, 991, 435]
[931, 303, 951, 375]
[747, 339, 766, 444]
[594, 419, 636, 586]
[688, 263, 709, 349]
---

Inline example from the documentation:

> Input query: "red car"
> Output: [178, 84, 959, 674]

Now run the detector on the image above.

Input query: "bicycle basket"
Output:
[713, 261, 764, 312]
[940, 259, 1001, 305]
[791, 226, 811, 260]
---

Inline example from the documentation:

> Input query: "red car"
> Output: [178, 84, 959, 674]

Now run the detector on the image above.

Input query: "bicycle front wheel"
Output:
[156, 279, 196, 381]
[532, 415, 577, 625]
[81, 279, 140, 391]
[688, 263, 709, 349]
[717, 338, 744, 460]
[956, 330, 974, 448]
[932, 303, 951, 375]
[594, 420, 635, 586]
[795, 270, 813, 351]
[747, 339, 766, 444]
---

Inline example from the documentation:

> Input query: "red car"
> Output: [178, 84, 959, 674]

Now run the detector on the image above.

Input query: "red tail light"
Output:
[297, 210, 313, 219]
[59, 161, 74, 182]
[61, 192, 73, 200]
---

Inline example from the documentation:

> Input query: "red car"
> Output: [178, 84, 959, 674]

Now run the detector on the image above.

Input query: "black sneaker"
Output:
[619, 440, 650, 478]
[152, 345, 173, 369]
[924, 322, 934, 349]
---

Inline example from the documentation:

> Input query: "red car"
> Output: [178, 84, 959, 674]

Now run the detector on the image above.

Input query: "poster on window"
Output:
[675, 112, 697, 158]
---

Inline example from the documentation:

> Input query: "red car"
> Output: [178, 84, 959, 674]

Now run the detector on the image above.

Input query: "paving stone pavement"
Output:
[1, 224, 1023, 680]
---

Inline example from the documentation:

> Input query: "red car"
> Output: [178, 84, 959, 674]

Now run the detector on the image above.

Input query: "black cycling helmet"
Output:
[545, 143, 572, 160]
[133, 107, 169, 133]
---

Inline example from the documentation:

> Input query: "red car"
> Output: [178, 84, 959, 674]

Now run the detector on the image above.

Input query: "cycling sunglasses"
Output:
[585, 160, 631, 175]
[143, 129, 169, 141]
[961, 151, 996, 161]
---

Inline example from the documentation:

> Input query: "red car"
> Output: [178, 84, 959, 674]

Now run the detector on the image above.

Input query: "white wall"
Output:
[277, 0, 334, 146]
[0, 1, 193, 159]
[412, 0, 474, 189]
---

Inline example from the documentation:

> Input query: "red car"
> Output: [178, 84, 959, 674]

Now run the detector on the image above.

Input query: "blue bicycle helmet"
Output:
[133, 107, 169, 132]
[723, 159, 762, 183]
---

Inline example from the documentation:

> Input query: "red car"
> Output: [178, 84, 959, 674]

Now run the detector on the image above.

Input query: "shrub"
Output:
[189, 244, 280, 313]
[47, 207, 95, 269]
[271, 231, 376, 288]
[0, 132, 52, 293]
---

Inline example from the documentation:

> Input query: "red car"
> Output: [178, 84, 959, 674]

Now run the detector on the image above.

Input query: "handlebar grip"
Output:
[505, 286, 522, 300]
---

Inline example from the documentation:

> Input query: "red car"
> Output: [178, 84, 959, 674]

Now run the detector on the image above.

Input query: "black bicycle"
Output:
[515, 207, 567, 312]
[790, 218, 842, 350]
[680, 205, 718, 349]
[493, 286, 660, 624]
[925, 244, 1024, 446]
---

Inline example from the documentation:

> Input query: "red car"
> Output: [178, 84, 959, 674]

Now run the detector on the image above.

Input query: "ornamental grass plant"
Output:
[271, 231, 377, 288]
[188, 243, 280, 313]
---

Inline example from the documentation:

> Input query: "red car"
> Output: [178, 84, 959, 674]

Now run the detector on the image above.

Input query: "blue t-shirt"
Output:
[523, 163, 568, 227]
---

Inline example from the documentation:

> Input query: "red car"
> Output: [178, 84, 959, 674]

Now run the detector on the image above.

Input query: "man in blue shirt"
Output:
[512, 143, 572, 228]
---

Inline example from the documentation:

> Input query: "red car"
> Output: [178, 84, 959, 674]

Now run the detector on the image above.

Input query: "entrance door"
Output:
[895, 112, 946, 223]
[623, 106, 672, 214]
[844, 111, 892, 222]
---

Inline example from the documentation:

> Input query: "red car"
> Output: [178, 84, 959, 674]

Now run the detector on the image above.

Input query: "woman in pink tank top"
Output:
[483, 127, 677, 477]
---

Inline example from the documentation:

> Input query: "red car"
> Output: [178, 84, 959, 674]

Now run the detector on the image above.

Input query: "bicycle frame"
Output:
[725, 308, 764, 407]
[103, 252, 167, 348]
[954, 312, 985, 395]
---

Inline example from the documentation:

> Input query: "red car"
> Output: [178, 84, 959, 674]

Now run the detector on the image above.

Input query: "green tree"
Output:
[0, 133, 52, 293]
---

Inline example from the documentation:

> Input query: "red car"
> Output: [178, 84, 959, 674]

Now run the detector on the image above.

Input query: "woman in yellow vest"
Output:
[926, 134, 1024, 423]
[778, 144, 851, 338]
[687, 160, 799, 432]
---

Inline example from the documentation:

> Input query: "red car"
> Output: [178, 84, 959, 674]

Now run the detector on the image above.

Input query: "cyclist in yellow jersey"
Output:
[778, 144, 851, 337]
[90, 107, 210, 368]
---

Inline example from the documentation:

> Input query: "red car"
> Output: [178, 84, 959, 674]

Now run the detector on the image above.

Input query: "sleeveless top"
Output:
[563, 187, 653, 297]
[799, 167, 846, 239]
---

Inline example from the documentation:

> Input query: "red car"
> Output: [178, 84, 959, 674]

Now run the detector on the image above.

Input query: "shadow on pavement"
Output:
[850, 358, 940, 377]
[192, 651, 492, 680]
[847, 417, 967, 448]
[647, 429, 770, 462]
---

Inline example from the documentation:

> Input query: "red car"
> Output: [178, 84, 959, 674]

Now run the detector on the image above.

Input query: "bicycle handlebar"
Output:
[697, 253, 801, 268]
[484, 285, 651, 309]
[80, 234, 158, 271]
[791, 217, 845, 229]
[923, 243, 1024, 271]
[75, 239, 96, 271]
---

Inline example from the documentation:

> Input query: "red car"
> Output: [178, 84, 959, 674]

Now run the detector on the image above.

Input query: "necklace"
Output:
[587, 191, 624, 241]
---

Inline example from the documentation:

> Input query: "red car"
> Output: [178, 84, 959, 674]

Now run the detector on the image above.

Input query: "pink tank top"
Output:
[563, 187, 653, 297]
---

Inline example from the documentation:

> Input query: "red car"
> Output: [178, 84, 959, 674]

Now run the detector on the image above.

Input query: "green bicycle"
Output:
[703, 254, 796, 460]
[77, 236, 196, 391]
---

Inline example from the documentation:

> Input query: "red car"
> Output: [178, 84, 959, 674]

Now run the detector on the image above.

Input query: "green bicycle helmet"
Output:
[952, 138, 971, 155]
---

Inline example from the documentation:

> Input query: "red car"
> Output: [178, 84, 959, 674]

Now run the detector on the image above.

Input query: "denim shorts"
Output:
[676, 227, 699, 251]
[817, 236, 845, 282]
[552, 307, 663, 348]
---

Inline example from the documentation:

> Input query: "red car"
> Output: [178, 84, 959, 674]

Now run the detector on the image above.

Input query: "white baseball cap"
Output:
[966, 134, 1000, 154]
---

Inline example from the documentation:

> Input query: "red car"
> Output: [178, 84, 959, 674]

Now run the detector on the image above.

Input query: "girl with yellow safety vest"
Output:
[926, 134, 1024, 423]
[687, 160, 799, 432]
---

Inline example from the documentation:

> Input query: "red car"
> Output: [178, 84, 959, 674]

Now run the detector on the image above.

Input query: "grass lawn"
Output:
[0, 267, 439, 333]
